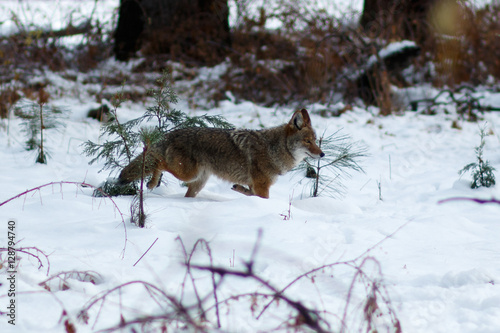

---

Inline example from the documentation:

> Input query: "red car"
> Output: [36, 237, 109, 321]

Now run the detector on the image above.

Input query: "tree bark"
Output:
[114, 0, 145, 61]
[114, 0, 231, 65]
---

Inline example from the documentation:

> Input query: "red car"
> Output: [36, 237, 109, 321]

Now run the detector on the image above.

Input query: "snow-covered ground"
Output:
[1, 1, 500, 333]
[1, 63, 500, 332]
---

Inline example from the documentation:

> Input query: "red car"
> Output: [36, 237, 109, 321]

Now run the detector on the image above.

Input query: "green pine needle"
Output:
[296, 130, 367, 198]
[459, 126, 496, 189]
[83, 68, 233, 198]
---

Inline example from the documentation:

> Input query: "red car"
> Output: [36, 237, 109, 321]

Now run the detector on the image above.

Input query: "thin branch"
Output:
[191, 263, 329, 333]
[79, 280, 203, 332]
[438, 197, 500, 205]
[133, 238, 158, 267]
[0, 246, 51, 276]
[39, 270, 102, 290]
[1, 21, 92, 42]
[176, 237, 209, 322]
[256, 219, 412, 320]
[0, 181, 128, 258]
[175, 236, 222, 327]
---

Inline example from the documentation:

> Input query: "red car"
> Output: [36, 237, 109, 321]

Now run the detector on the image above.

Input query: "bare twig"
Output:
[176, 237, 207, 320]
[190, 263, 329, 333]
[39, 270, 102, 291]
[438, 197, 500, 205]
[189, 228, 328, 333]
[0, 181, 128, 258]
[176, 236, 221, 327]
[76, 224, 406, 332]
[256, 220, 412, 320]
[79, 280, 203, 332]
[0, 246, 51, 276]
[133, 238, 159, 267]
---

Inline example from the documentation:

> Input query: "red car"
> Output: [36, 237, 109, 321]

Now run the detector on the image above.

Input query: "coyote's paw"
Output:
[232, 184, 253, 196]
[146, 173, 163, 190]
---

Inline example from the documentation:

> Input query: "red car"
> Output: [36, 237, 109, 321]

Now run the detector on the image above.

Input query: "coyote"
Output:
[118, 109, 324, 198]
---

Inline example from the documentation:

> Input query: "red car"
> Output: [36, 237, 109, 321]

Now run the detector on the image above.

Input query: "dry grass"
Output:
[431, 3, 500, 86]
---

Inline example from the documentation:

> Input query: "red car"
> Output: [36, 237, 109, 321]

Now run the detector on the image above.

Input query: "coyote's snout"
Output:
[118, 109, 324, 198]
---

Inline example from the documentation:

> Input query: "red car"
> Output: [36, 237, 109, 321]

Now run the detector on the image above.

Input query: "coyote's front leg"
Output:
[232, 183, 270, 199]
[232, 184, 253, 196]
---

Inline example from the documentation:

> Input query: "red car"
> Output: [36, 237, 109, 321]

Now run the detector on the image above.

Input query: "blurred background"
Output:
[0, 0, 499, 116]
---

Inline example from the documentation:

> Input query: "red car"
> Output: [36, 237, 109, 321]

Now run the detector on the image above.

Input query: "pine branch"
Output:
[459, 162, 478, 176]
[15, 101, 65, 164]
[83, 68, 232, 199]
[298, 130, 367, 198]
[459, 125, 496, 188]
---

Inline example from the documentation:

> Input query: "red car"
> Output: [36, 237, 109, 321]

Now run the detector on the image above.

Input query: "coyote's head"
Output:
[286, 109, 324, 162]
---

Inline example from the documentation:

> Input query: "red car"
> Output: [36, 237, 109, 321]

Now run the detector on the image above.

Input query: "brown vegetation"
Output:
[1, 1, 499, 118]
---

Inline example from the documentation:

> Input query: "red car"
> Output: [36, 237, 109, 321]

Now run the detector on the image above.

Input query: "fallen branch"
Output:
[1, 21, 92, 42]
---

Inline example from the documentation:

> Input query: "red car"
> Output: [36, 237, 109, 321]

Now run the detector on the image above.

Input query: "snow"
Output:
[0, 0, 119, 36]
[0, 0, 494, 37]
[1, 1, 500, 333]
[366, 40, 419, 69]
[2, 82, 500, 332]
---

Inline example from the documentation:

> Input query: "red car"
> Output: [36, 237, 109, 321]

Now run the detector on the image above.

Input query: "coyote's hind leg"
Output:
[185, 171, 209, 198]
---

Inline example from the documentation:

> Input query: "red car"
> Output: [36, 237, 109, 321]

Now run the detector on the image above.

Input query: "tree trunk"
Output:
[114, 0, 231, 65]
[114, 0, 145, 61]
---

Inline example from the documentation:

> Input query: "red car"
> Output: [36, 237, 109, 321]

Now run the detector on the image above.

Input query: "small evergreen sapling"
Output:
[15, 101, 65, 164]
[83, 88, 141, 175]
[459, 127, 496, 189]
[142, 69, 232, 132]
[83, 88, 141, 196]
[83, 69, 232, 197]
[297, 130, 367, 197]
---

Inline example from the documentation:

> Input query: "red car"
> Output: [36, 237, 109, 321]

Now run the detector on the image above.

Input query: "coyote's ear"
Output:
[290, 108, 311, 130]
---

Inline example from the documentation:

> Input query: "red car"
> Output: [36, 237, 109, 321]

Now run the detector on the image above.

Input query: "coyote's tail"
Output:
[117, 150, 160, 185]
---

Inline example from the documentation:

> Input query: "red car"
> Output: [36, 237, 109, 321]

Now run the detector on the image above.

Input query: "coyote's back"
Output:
[118, 109, 324, 198]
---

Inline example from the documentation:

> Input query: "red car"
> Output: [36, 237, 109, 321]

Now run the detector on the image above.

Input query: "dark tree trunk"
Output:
[114, 0, 145, 61]
[114, 0, 231, 65]
[360, 0, 435, 43]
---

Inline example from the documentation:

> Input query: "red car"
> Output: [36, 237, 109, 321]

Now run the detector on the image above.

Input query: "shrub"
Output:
[15, 99, 65, 164]
[459, 126, 496, 189]
[296, 130, 367, 197]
